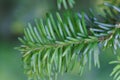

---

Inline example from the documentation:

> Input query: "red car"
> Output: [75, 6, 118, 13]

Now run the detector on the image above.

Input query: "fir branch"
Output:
[17, 1, 120, 80]
[17, 12, 102, 80]
[17, 10, 120, 80]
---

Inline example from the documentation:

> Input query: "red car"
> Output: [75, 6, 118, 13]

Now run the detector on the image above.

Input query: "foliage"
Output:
[17, 12, 100, 80]
[17, 0, 120, 80]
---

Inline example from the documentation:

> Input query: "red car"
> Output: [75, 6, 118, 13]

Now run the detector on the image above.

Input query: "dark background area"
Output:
[0, 0, 117, 80]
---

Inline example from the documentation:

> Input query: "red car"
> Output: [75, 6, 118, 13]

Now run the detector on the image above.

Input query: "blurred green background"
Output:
[0, 0, 117, 80]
